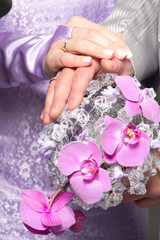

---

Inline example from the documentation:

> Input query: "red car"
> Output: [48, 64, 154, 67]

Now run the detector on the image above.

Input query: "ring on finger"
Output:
[62, 37, 72, 52]
[49, 76, 57, 84]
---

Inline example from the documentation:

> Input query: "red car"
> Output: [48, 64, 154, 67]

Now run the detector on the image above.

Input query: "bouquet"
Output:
[19, 74, 160, 235]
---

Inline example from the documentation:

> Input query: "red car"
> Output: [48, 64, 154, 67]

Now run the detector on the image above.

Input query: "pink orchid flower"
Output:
[19, 189, 75, 235]
[70, 209, 86, 233]
[58, 141, 112, 204]
[102, 116, 151, 167]
[115, 75, 160, 123]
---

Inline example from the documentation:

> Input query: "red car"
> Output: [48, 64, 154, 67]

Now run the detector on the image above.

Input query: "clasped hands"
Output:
[40, 16, 134, 125]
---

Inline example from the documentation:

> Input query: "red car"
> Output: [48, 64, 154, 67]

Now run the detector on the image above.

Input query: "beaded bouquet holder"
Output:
[20, 74, 160, 235]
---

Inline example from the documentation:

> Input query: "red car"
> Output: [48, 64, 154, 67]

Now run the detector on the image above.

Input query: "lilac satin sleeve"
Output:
[0, 25, 73, 88]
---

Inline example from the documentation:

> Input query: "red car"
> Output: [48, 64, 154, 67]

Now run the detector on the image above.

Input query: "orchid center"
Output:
[80, 159, 99, 180]
[123, 125, 141, 144]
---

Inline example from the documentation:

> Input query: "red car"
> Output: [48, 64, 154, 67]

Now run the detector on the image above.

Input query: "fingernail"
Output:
[116, 49, 127, 58]
[103, 49, 114, 56]
[82, 57, 92, 63]
[125, 49, 133, 59]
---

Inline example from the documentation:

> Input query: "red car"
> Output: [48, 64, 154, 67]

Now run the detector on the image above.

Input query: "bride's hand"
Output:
[44, 16, 132, 77]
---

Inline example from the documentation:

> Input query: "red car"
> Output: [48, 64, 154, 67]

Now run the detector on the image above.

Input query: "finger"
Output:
[72, 27, 131, 59]
[101, 58, 134, 76]
[49, 68, 75, 119]
[133, 197, 160, 208]
[54, 38, 115, 59]
[65, 17, 132, 56]
[116, 34, 124, 41]
[41, 82, 55, 125]
[45, 49, 92, 75]
[40, 72, 62, 125]
[123, 191, 147, 203]
[68, 59, 100, 110]
[66, 17, 124, 43]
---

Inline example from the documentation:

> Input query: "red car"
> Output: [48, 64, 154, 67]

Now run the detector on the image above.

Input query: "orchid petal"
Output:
[87, 141, 102, 166]
[125, 100, 142, 116]
[50, 206, 75, 232]
[117, 138, 150, 167]
[102, 121, 123, 155]
[21, 189, 48, 212]
[19, 201, 47, 230]
[94, 168, 112, 192]
[52, 191, 74, 212]
[104, 151, 117, 164]
[24, 224, 50, 235]
[104, 116, 121, 127]
[58, 142, 92, 176]
[41, 211, 61, 226]
[103, 143, 122, 164]
[140, 131, 151, 143]
[115, 76, 141, 101]
[140, 95, 160, 123]
[69, 172, 103, 204]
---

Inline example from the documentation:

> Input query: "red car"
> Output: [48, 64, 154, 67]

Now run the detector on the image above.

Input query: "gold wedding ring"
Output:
[49, 76, 57, 84]
[62, 37, 72, 52]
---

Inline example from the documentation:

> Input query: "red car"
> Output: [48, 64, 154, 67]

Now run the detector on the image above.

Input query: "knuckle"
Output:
[74, 71, 84, 80]
[86, 29, 98, 40]
[72, 39, 83, 52]
[92, 44, 100, 56]
[67, 16, 82, 25]
[73, 72, 90, 90]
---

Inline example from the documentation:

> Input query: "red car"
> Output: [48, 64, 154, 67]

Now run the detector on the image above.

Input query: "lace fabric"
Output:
[0, 0, 148, 239]
[0, 0, 114, 34]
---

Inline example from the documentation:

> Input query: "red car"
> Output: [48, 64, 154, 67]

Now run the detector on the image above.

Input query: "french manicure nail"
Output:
[82, 57, 92, 63]
[116, 49, 127, 58]
[103, 49, 114, 56]
[125, 49, 133, 59]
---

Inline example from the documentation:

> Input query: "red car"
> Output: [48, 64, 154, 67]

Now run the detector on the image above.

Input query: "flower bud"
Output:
[70, 209, 86, 233]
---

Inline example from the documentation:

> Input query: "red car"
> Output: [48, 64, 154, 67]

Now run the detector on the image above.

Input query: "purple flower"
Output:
[58, 142, 112, 204]
[19, 189, 75, 235]
[75, 129, 95, 143]
[115, 76, 160, 123]
[101, 86, 120, 103]
[102, 116, 151, 167]
[38, 133, 56, 156]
